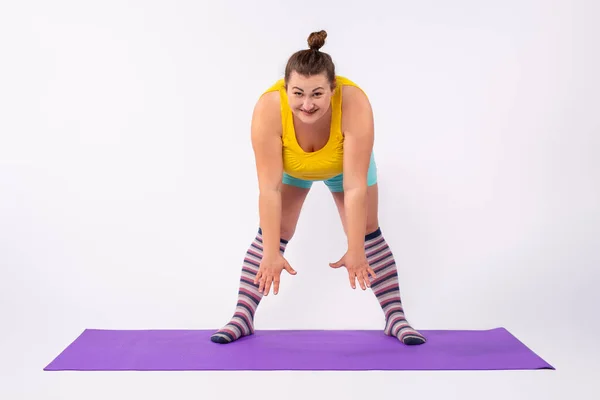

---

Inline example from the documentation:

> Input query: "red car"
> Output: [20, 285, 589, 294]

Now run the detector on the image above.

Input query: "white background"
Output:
[1, 0, 598, 399]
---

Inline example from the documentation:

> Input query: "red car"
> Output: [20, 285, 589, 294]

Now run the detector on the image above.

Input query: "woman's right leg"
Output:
[211, 181, 311, 343]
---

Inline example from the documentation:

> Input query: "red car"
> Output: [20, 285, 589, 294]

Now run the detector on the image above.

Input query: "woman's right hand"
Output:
[254, 253, 297, 296]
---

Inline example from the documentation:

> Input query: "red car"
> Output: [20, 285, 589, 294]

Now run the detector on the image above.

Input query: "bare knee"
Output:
[280, 225, 296, 242]
[332, 185, 379, 238]
[366, 222, 379, 235]
[279, 185, 309, 242]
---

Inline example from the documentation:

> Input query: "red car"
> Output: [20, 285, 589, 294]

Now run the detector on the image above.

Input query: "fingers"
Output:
[354, 270, 367, 290]
[284, 260, 297, 275]
[348, 269, 374, 290]
[254, 269, 262, 286]
[368, 266, 377, 280]
[262, 275, 273, 296]
[272, 277, 280, 295]
[348, 272, 356, 289]
[254, 269, 269, 295]
[359, 270, 368, 290]
[256, 272, 284, 296]
[254, 270, 264, 293]
[363, 270, 372, 289]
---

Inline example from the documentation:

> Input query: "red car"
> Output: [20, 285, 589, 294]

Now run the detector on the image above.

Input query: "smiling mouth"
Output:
[301, 109, 317, 115]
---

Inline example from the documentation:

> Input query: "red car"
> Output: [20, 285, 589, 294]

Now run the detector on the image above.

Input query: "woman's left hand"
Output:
[329, 251, 377, 290]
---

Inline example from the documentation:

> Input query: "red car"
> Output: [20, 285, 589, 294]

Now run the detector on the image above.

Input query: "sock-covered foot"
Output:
[365, 228, 426, 345]
[384, 311, 427, 345]
[210, 229, 288, 344]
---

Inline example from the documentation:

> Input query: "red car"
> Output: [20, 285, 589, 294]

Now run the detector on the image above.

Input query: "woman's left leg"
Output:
[330, 183, 426, 345]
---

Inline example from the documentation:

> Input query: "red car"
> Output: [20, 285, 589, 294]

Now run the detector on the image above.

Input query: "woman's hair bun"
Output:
[307, 30, 327, 51]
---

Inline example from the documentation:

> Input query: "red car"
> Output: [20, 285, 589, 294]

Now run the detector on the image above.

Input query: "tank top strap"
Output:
[330, 75, 362, 139]
[262, 78, 294, 144]
[262, 78, 285, 94]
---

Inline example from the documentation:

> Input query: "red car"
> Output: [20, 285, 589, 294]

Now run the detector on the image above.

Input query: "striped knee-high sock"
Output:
[365, 228, 426, 345]
[211, 228, 288, 344]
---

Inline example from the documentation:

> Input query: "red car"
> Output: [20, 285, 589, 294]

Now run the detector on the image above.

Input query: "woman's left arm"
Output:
[341, 86, 375, 256]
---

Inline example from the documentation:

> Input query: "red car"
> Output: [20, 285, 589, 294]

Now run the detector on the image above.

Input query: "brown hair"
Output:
[284, 30, 336, 90]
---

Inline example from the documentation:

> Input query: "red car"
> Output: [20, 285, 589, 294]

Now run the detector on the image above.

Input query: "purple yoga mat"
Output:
[44, 327, 554, 371]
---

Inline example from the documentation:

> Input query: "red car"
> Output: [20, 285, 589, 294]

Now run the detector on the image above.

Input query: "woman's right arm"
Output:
[250, 92, 283, 259]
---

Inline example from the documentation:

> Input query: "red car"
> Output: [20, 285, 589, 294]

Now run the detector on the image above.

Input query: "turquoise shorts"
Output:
[282, 152, 378, 192]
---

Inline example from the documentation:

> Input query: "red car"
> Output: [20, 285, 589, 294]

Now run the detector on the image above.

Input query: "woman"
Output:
[210, 30, 426, 346]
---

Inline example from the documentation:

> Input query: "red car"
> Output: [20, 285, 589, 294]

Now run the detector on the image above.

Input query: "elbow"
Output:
[258, 179, 282, 195]
[343, 185, 368, 199]
[258, 184, 281, 197]
[343, 178, 368, 194]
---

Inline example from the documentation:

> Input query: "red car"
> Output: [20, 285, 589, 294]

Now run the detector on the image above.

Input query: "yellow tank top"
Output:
[262, 75, 363, 181]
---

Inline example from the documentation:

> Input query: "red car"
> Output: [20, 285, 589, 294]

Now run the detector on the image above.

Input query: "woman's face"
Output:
[286, 71, 334, 124]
